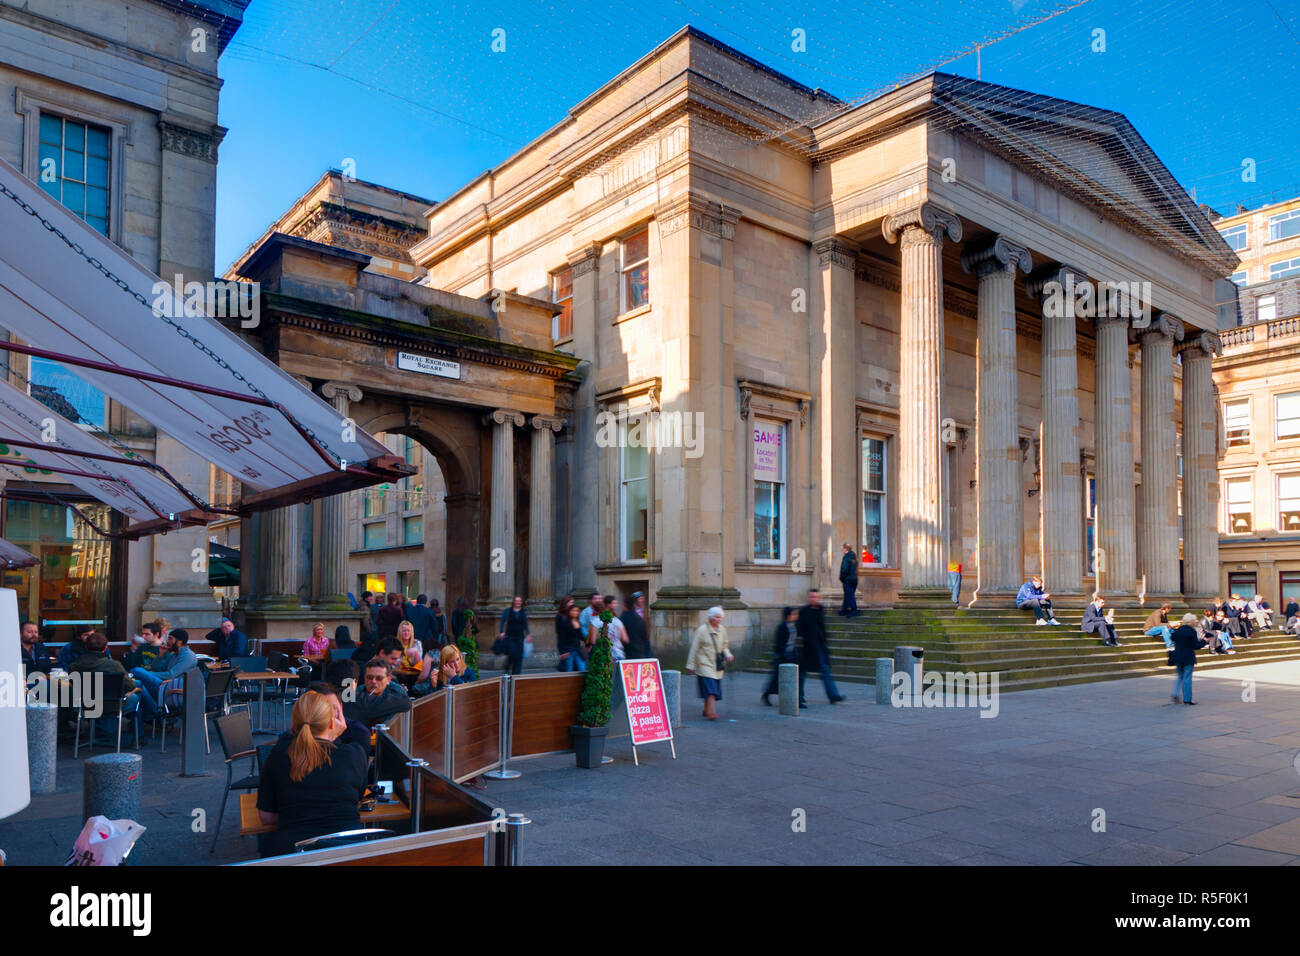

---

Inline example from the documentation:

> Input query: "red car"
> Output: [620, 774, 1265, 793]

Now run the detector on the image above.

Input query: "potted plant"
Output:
[572, 609, 613, 768]
[456, 609, 479, 675]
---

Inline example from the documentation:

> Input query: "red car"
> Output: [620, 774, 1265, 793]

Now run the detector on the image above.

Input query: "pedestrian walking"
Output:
[798, 588, 844, 704]
[685, 606, 732, 720]
[838, 543, 860, 617]
[761, 606, 800, 707]
[1170, 612, 1209, 705]
[496, 595, 531, 675]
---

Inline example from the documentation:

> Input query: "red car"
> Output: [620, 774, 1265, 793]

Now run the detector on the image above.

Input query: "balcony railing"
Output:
[361, 487, 425, 515]
[1221, 316, 1300, 352]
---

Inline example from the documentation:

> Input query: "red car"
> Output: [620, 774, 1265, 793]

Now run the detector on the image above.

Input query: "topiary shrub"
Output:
[456, 609, 479, 674]
[576, 610, 614, 727]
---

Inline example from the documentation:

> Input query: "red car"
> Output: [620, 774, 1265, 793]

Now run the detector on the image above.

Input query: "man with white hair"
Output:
[685, 606, 732, 719]
[1248, 595, 1272, 631]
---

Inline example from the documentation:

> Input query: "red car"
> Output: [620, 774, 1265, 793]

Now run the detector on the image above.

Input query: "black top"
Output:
[771, 620, 798, 663]
[404, 603, 436, 647]
[555, 615, 583, 656]
[376, 604, 405, 638]
[256, 724, 369, 857]
[1169, 624, 1208, 667]
[839, 551, 859, 582]
[1285, 601, 1299, 618]
[451, 609, 476, 640]
[499, 608, 529, 656]
[21, 642, 51, 674]
[797, 604, 827, 667]
[621, 609, 650, 659]
[216, 628, 249, 661]
[342, 681, 412, 727]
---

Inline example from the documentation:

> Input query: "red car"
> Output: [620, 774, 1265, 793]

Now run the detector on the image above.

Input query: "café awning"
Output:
[0, 156, 411, 521]
[0, 537, 37, 568]
[208, 541, 240, 587]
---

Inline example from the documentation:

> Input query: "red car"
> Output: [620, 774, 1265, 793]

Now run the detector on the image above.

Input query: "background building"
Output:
[0, 0, 246, 639]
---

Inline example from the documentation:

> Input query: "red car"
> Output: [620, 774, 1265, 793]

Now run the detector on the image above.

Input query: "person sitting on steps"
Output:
[1016, 576, 1062, 626]
[1082, 594, 1119, 646]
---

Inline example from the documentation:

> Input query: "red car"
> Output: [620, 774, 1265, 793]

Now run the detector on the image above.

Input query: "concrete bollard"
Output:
[777, 663, 799, 715]
[26, 702, 58, 794]
[83, 752, 142, 823]
[875, 658, 894, 705]
[893, 646, 924, 704]
[661, 669, 681, 729]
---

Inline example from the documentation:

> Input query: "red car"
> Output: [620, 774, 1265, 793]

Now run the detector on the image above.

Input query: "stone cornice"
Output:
[158, 119, 223, 163]
[960, 235, 1032, 279]
[566, 242, 601, 276]
[881, 202, 962, 245]
[814, 237, 858, 271]
[655, 194, 740, 239]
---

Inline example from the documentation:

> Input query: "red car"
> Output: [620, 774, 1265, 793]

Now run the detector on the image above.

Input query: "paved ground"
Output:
[7, 663, 1300, 865]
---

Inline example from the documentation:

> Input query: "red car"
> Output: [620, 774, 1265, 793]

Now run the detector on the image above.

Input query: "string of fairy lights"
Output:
[212, 0, 1296, 265]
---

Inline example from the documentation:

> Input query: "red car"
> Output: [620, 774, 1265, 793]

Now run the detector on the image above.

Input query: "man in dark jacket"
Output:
[1170, 613, 1209, 705]
[621, 598, 651, 659]
[797, 589, 844, 704]
[68, 631, 139, 730]
[404, 594, 437, 650]
[19, 621, 51, 675]
[838, 543, 860, 617]
[762, 606, 801, 707]
[1081, 595, 1119, 646]
[343, 656, 412, 727]
[214, 618, 248, 660]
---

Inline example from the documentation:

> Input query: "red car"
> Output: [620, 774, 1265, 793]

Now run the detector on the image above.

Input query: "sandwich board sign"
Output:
[617, 658, 675, 765]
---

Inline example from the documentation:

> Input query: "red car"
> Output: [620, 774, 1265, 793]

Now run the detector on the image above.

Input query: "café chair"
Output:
[73, 671, 135, 757]
[293, 828, 394, 853]
[211, 710, 263, 854]
[202, 668, 246, 755]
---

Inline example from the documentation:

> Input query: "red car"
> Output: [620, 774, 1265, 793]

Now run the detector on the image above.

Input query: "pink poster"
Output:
[618, 659, 673, 746]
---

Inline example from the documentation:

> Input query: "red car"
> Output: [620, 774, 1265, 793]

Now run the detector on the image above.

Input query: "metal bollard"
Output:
[484, 675, 520, 780]
[406, 758, 428, 833]
[503, 812, 532, 866]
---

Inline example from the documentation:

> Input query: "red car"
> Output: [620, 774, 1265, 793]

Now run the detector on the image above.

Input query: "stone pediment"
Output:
[924, 73, 1236, 274]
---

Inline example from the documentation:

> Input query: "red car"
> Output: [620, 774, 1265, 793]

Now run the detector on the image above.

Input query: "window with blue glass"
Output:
[28, 355, 106, 430]
[38, 113, 110, 236]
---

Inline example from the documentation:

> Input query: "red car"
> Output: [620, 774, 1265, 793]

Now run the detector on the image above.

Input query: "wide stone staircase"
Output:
[750, 605, 1300, 693]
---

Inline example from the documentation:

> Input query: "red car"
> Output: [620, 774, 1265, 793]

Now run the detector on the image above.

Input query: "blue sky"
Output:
[214, 0, 1300, 270]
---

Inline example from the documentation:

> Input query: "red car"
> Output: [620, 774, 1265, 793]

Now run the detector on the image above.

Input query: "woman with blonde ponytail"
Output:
[255, 685, 370, 857]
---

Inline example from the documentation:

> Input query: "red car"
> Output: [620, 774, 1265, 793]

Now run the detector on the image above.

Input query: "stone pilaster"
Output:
[566, 243, 600, 596]
[528, 415, 564, 604]
[962, 236, 1032, 600]
[1138, 313, 1184, 599]
[1179, 332, 1221, 601]
[486, 408, 525, 604]
[1093, 315, 1137, 599]
[1028, 266, 1086, 595]
[811, 235, 860, 593]
[883, 202, 962, 596]
[317, 381, 363, 609]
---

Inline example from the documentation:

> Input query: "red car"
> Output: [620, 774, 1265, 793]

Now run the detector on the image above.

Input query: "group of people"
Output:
[749, 588, 845, 719]
[554, 591, 651, 673]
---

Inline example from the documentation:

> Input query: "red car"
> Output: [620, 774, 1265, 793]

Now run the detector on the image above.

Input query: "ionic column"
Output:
[486, 408, 525, 604]
[883, 202, 962, 594]
[259, 505, 301, 608]
[1094, 315, 1137, 598]
[1179, 332, 1221, 601]
[528, 415, 564, 604]
[317, 381, 363, 609]
[1138, 314, 1184, 599]
[962, 236, 1032, 599]
[1028, 266, 1086, 595]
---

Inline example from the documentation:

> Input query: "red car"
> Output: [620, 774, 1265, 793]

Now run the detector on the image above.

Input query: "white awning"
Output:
[0, 378, 202, 534]
[0, 537, 36, 568]
[0, 157, 408, 512]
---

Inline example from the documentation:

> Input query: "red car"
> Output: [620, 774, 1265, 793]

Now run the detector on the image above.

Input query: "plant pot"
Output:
[570, 724, 608, 769]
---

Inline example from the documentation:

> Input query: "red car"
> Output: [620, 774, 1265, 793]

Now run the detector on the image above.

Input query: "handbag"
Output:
[710, 630, 725, 672]
[491, 636, 506, 656]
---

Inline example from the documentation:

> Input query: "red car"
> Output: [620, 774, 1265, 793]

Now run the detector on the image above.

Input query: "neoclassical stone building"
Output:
[410, 27, 1236, 659]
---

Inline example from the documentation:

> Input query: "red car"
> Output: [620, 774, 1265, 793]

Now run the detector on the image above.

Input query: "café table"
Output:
[238, 791, 410, 836]
[233, 670, 290, 734]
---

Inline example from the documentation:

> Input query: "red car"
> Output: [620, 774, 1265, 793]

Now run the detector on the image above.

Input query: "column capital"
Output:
[1095, 313, 1130, 331]
[1176, 330, 1222, 357]
[655, 194, 738, 240]
[960, 235, 1032, 279]
[530, 414, 564, 433]
[813, 236, 859, 271]
[566, 242, 601, 276]
[882, 202, 962, 245]
[1137, 311, 1185, 345]
[1026, 263, 1088, 301]
[484, 408, 525, 428]
[320, 381, 363, 405]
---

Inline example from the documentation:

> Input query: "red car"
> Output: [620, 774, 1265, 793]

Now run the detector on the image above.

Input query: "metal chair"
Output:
[202, 668, 243, 755]
[73, 670, 134, 757]
[293, 828, 394, 852]
[210, 710, 263, 854]
[144, 676, 186, 752]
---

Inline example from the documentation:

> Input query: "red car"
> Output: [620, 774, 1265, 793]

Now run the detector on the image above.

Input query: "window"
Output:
[753, 421, 786, 561]
[363, 486, 386, 518]
[1281, 571, 1300, 609]
[398, 570, 419, 599]
[1268, 209, 1300, 242]
[360, 573, 386, 597]
[1280, 474, 1300, 533]
[38, 113, 110, 235]
[1226, 477, 1253, 533]
[403, 515, 422, 546]
[1228, 572, 1257, 597]
[1257, 294, 1277, 323]
[1224, 399, 1251, 448]
[1219, 224, 1248, 251]
[1229, 271, 1249, 286]
[620, 228, 649, 312]
[27, 355, 106, 429]
[552, 268, 573, 340]
[1278, 392, 1300, 441]
[399, 436, 423, 509]
[1270, 257, 1300, 280]
[861, 436, 887, 566]
[620, 424, 648, 562]
[363, 522, 386, 550]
